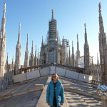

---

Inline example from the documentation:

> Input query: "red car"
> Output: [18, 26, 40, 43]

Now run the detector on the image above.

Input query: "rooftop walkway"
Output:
[36, 76, 69, 107]
[0, 77, 48, 107]
[0, 76, 101, 107]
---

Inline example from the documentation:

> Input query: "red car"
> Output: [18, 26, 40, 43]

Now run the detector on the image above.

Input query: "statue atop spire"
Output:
[26, 33, 28, 51]
[99, 2, 101, 14]
[77, 34, 79, 50]
[42, 36, 44, 46]
[84, 23, 87, 34]
[18, 23, 21, 44]
[52, 9, 54, 20]
[3, 0, 6, 18]
[99, 2, 104, 33]
[84, 23, 87, 43]
[0, 0, 6, 38]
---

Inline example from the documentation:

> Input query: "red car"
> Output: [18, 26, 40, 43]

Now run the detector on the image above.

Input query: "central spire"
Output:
[48, 9, 57, 41]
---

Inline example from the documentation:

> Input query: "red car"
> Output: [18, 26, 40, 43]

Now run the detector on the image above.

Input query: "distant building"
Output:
[78, 56, 93, 69]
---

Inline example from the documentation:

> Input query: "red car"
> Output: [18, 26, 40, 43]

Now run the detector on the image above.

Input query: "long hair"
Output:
[51, 73, 59, 81]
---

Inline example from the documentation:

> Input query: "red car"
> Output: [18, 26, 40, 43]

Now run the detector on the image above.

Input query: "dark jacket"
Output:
[46, 80, 64, 106]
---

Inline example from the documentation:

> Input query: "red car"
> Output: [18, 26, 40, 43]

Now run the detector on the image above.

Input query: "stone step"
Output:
[64, 87, 101, 100]
[61, 78, 102, 107]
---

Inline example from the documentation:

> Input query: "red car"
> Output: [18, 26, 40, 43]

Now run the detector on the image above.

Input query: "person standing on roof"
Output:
[46, 73, 64, 107]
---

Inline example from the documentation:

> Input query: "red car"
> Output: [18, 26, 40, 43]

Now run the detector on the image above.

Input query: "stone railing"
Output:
[13, 65, 92, 83]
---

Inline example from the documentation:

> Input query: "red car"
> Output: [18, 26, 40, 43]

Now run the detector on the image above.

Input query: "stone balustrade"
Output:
[13, 66, 92, 83]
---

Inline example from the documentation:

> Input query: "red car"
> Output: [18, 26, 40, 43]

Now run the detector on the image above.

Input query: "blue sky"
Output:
[0, 0, 107, 64]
